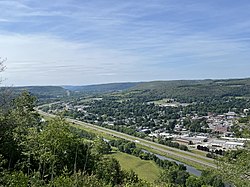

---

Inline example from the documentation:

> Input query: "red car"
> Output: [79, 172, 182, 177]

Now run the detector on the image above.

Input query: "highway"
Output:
[37, 110, 217, 169]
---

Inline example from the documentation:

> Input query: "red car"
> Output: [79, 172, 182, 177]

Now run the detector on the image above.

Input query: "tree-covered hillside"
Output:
[1, 86, 68, 100]
[2, 78, 250, 103]
[130, 78, 250, 101]
[63, 82, 138, 93]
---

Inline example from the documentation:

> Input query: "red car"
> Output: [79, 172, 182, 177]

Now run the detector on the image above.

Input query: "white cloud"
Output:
[1, 1, 250, 85]
[0, 33, 145, 85]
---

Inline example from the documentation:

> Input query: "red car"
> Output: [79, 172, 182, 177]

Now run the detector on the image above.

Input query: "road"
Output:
[37, 110, 217, 169]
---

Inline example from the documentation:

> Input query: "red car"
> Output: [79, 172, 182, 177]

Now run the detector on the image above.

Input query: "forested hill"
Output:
[63, 82, 139, 93]
[64, 78, 250, 99]
[128, 78, 250, 101]
[3, 78, 250, 100]
[1, 86, 68, 99]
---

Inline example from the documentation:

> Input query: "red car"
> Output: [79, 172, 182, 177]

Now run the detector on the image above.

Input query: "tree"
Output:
[23, 117, 97, 180]
[217, 144, 250, 187]
[95, 157, 124, 186]
[186, 176, 201, 187]
[157, 166, 189, 186]
[49, 172, 105, 187]
[0, 91, 40, 170]
[200, 170, 224, 187]
[91, 137, 111, 155]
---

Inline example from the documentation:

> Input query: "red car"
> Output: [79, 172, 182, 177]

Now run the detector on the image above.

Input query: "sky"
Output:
[0, 0, 250, 86]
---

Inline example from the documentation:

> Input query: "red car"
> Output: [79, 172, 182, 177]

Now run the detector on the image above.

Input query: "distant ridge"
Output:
[62, 82, 139, 93]
[3, 77, 250, 99]
[129, 78, 250, 99]
[0, 86, 68, 99]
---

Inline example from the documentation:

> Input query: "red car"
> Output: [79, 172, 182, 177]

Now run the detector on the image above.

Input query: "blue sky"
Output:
[0, 0, 250, 86]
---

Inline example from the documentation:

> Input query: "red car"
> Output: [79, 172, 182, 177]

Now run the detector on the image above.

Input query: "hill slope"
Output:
[1, 86, 68, 99]
[129, 78, 250, 100]
[63, 82, 139, 93]
[3, 78, 250, 100]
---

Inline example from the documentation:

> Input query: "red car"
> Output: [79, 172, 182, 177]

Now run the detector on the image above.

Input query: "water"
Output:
[143, 150, 202, 176]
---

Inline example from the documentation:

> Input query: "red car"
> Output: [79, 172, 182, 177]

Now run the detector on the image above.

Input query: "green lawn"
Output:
[110, 151, 162, 183]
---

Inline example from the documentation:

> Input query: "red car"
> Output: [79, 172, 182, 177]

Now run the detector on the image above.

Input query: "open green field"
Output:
[110, 151, 162, 183]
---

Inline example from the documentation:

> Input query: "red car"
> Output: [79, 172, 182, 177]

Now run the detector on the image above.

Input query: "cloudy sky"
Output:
[0, 0, 250, 86]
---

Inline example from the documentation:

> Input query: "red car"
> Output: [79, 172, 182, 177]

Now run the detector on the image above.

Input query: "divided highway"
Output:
[37, 110, 217, 169]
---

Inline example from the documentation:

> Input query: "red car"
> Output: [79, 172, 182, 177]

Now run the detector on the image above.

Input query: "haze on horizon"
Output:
[1, 0, 250, 86]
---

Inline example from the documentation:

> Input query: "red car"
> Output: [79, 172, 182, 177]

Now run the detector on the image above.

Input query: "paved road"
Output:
[37, 110, 217, 169]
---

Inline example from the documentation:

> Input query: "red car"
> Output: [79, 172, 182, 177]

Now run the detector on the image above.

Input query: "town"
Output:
[39, 94, 250, 158]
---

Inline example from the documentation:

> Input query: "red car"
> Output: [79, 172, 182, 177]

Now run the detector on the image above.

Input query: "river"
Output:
[143, 150, 202, 176]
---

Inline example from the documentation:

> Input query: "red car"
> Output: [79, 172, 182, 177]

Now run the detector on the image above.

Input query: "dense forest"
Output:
[4, 78, 250, 101]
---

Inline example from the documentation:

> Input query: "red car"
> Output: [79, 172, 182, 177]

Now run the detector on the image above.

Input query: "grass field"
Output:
[110, 151, 162, 183]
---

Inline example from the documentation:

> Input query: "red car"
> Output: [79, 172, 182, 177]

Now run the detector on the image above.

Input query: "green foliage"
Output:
[8, 86, 68, 100]
[0, 92, 150, 187]
[157, 166, 190, 186]
[91, 137, 111, 155]
[49, 172, 106, 187]
[232, 117, 250, 138]
[200, 170, 224, 187]
[186, 176, 201, 187]
[217, 147, 250, 187]
[64, 82, 138, 93]
[158, 138, 189, 151]
[132, 78, 250, 100]
[95, 157, 124, 186]
[217, 124, 250, 186]
[0, 91, 40, 169]
[1, 171, 29, 187]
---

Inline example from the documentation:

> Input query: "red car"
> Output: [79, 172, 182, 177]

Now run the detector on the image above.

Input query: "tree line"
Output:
[109, 139, 225, 187]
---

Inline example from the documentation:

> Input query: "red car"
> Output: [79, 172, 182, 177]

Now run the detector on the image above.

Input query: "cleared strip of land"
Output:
[110, 151, 162, 182]
[37, 110, 217, 169]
